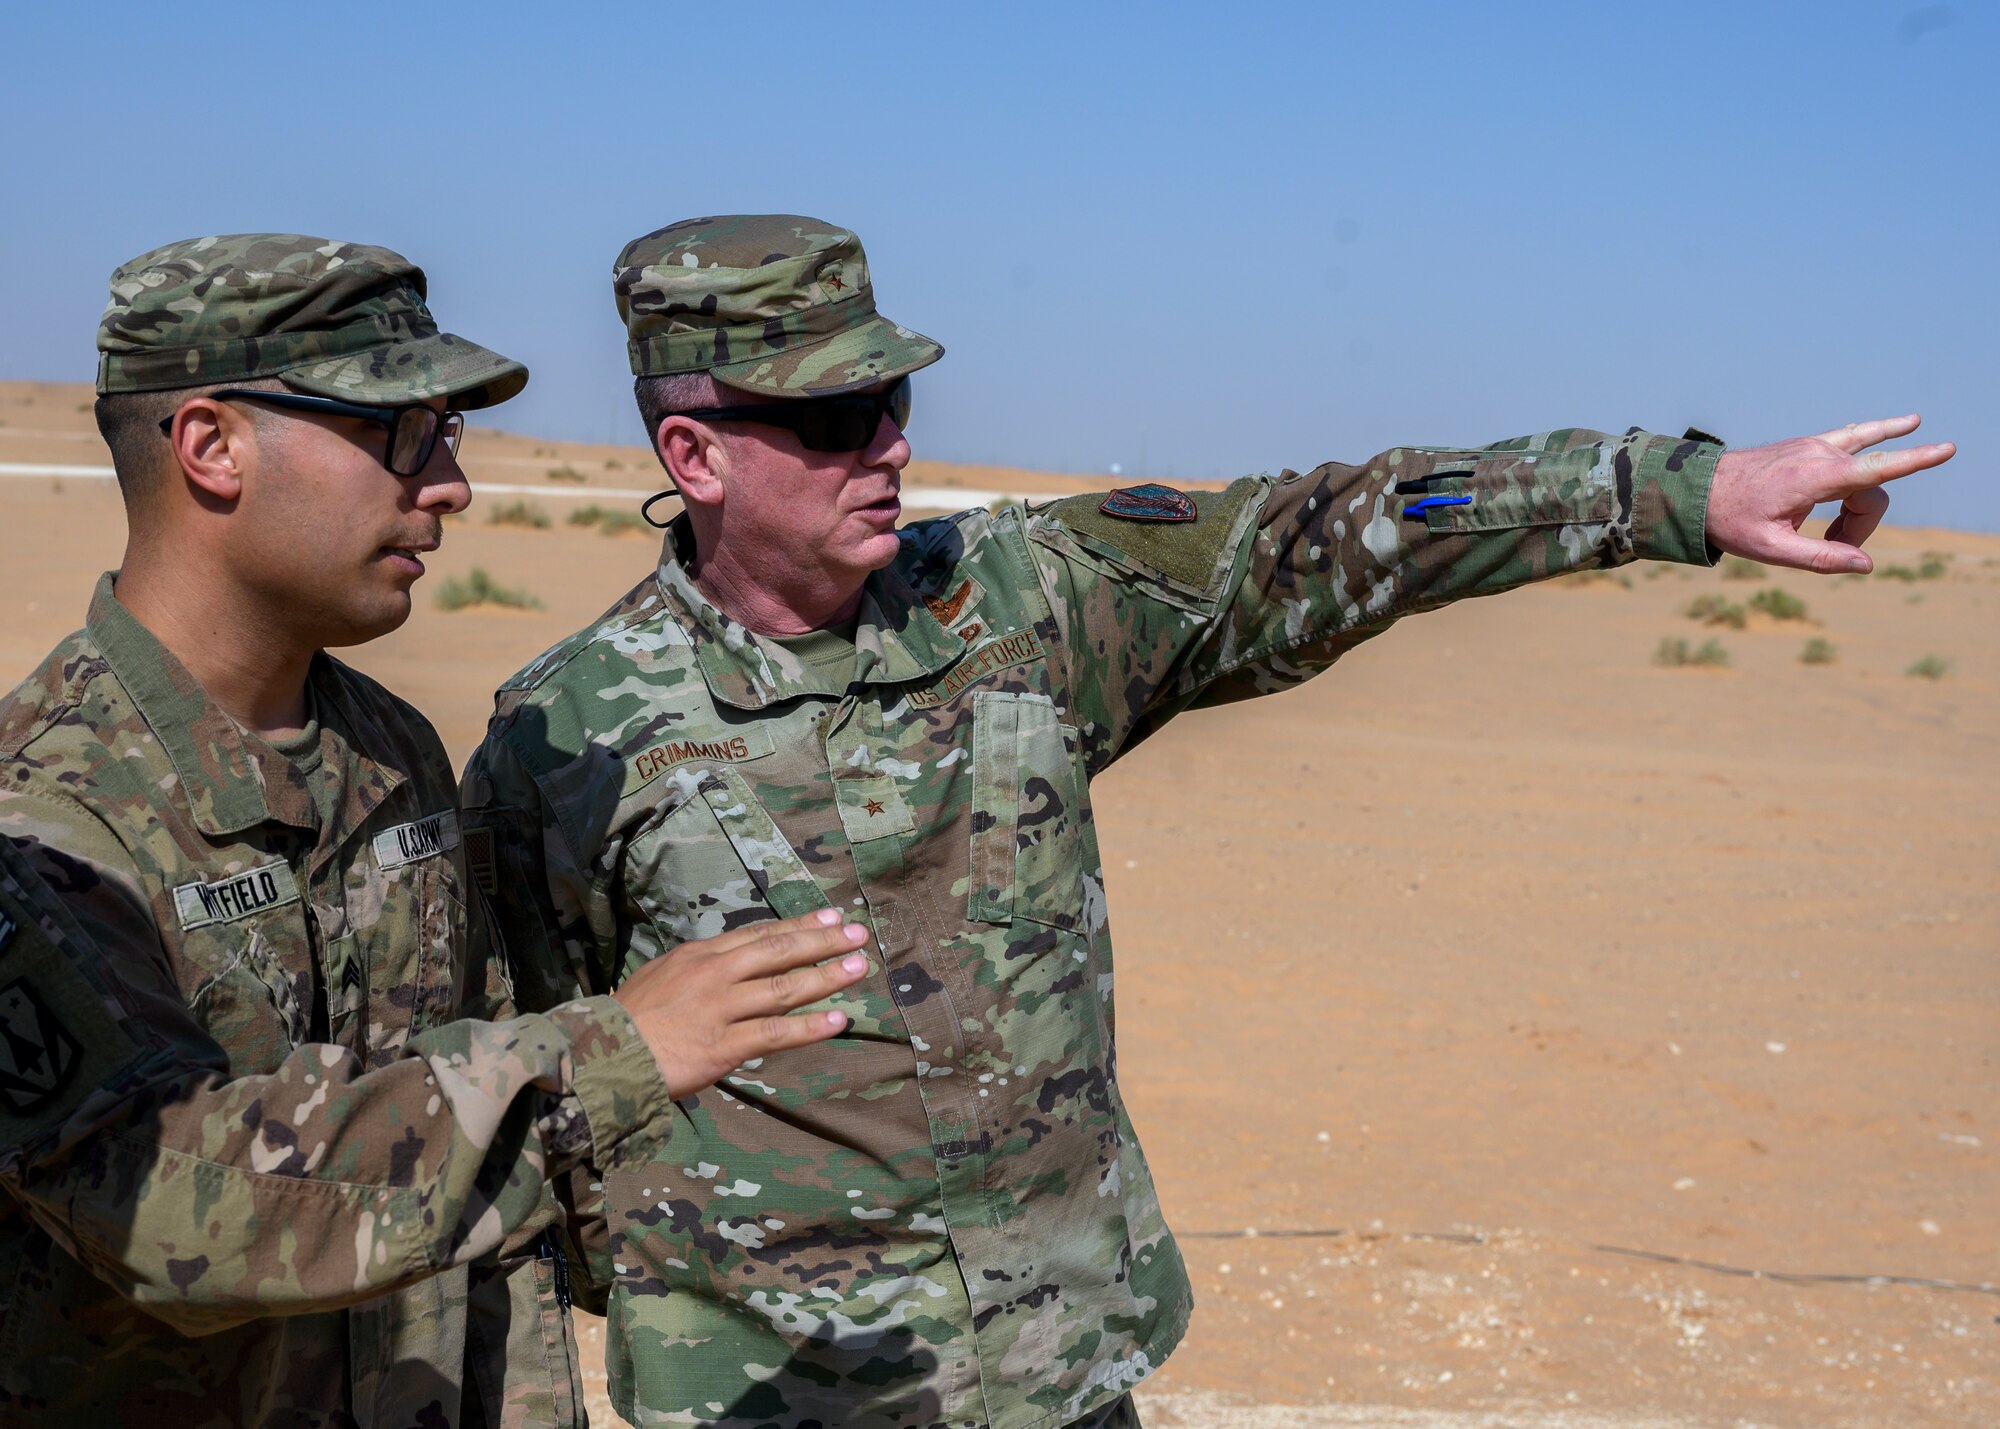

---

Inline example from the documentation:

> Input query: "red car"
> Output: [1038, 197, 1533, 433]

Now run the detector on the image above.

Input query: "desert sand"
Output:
[3, 381, 1993, 1428]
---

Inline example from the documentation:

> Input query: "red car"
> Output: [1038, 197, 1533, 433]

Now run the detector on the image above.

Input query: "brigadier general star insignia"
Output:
[1100, 483, 1196, 522]
[0, 977, 83, 1114]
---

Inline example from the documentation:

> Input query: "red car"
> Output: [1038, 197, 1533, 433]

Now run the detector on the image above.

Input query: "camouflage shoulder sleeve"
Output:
[0, 836, 166, 1163]
[0, 836, 669, 1335]
[1028, 428, 1719, 763]
[461, 727, 612, 1009]
[460, 705, 668, 1322]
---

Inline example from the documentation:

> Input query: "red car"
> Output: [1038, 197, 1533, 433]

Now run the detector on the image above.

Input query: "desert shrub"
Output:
[1905, 654, 1953, 680]
[1655, 637, 1730, 668]
[486, 500, 550, 530]
[546, 465, 586, 483]
[1878, 557, 1947, 583]
[1684, 594, 1747, 629]
[605, 458, 624, 470]
[1799, 638, 1837, 665]
[1558, 568, 1632, 589]
[566, 504, 649, 535]
[435, 568, 543, 612]
[1749, 587, 1809, 622]
[596, 509, 650, 536]
[1720, 555, 1766, 580]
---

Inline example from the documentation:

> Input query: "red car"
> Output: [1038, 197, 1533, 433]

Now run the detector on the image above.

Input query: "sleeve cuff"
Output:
[545, 995, 675, 1164]
[1630, 432, 1723, 567]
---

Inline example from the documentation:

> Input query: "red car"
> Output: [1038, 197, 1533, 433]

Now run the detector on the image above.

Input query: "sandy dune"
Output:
[3, 382, 1993, 1427]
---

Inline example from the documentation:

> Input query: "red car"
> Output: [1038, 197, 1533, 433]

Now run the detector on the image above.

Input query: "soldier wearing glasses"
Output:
[0, 233, 876, 1428]
[461, 213, 1952, 1429]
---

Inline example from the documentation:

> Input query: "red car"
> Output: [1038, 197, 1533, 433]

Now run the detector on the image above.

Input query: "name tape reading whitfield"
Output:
[174, 863, 303, 930]
[908, 629, 1046, 710]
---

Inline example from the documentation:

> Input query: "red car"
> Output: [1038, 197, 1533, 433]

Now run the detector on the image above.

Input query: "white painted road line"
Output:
[0, 462, 118, 478]
[0, 463, 1081, 511]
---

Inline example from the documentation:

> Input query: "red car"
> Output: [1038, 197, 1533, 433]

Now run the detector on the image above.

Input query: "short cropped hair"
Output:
[633, 371, 727, 461]
[94, 376, 285, 514]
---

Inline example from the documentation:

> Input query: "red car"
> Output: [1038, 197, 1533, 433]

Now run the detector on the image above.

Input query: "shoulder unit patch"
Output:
[1100, 483, 1196, 523]
[0, 978, 83, 1114]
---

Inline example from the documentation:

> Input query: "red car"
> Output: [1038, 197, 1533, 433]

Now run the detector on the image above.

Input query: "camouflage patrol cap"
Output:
[97, 233, 527, 409]
[613, 214, 942, 397]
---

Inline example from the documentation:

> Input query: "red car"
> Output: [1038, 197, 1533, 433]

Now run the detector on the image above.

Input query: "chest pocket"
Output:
[407, 856, 468, 1036]
[339, 814, 471, 1061]
[171, 869, 315, 1073]
[622, 765, 833, 972]
[968, 691, 1087, 930]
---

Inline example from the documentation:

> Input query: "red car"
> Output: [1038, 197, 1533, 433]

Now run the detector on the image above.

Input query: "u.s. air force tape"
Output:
[173, 862, 302, 930]
[372, 810, 461, 871]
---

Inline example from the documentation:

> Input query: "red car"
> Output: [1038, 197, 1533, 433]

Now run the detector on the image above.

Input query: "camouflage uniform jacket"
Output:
[463, 428, 1720, 1429]
[0, 575, 674, 1429]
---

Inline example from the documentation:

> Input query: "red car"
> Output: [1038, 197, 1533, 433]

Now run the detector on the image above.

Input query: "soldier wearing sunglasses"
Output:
[461, 213, 1954, 1429]
[0, 233, 874, 1428]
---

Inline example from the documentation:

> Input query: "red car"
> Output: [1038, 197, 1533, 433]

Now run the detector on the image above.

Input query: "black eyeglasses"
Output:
[676, 378, 911, 453]
[158, 389, 464, 477]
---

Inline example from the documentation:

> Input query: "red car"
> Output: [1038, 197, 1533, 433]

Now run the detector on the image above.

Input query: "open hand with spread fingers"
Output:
[1705, 415, 1956, 574]
[612, 908, 871, 1099]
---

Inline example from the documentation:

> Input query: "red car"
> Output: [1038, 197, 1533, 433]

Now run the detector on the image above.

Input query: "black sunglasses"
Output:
[676, 378, 911, 453]
[158, 389, 464, 478]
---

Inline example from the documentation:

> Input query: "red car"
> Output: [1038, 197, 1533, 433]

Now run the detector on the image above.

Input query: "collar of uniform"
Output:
[851, 561, 963, 690]
[300, 654, 408, 857]
[655, 520, 962, 711]
[87, 573, 320, 836]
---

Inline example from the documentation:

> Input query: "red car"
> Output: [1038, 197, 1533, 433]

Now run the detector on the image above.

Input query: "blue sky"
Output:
[3, 1, 1993, 527]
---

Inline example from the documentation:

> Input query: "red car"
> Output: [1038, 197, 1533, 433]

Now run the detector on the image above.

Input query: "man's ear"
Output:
[658, 416, 725, 510]
[164, 396, 254, 504]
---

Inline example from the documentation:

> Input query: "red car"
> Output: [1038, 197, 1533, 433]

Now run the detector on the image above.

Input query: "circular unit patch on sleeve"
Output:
[1099, 483, 1197, 523]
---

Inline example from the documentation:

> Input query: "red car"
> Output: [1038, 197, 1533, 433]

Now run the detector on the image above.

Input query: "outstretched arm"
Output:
[1027, 416, 1955, 769]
